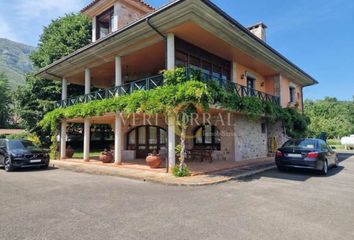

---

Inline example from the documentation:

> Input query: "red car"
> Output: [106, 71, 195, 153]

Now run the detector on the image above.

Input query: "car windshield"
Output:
[283, 139, 317, 149]
[8, 140, 36, 150]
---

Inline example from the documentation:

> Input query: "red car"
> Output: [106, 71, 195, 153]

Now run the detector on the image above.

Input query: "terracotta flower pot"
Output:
[100, 152, 113, 163]
[146, 154, 162, 168]
[66, 147, 74, 158]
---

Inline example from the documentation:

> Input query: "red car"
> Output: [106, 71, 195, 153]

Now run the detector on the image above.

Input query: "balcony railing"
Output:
[55, 68, 280, 108]
[194, 70, 280, 105]
[55, 74, 164, 108]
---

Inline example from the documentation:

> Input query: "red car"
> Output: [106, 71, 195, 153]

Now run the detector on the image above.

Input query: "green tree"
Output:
[304, 98, 354, 138]
[31, 13, 92, 68]
[0, 73, 12, 128]
[15, 13, 91, 144]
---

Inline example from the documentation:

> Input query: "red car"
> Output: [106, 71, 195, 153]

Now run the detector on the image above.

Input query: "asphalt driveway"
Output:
[0, 153, 353, 240]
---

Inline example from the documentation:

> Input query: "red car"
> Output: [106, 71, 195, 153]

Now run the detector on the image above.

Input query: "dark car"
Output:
[275, 138, 338, 175]
[0, 139, 50, 172]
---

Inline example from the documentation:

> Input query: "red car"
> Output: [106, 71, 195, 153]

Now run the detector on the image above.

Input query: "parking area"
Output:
[0, 152, 353, 240]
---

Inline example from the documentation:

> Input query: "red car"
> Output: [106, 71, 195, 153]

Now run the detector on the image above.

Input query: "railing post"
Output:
[130, 82, 134, 94]
[146, 78, 150, 90]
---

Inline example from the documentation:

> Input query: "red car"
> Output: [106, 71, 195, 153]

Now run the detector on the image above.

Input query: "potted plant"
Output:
[100, 149, 113, 163]
[145, 150, 162, 168]
[66, 145, 74, 158]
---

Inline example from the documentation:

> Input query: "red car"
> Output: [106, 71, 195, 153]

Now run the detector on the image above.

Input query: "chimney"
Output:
[247, 22, 267, 41]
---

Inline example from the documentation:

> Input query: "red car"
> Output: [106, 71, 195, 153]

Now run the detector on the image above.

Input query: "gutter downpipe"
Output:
[146, 17, 168, 69]
[146, 17, 170, 173]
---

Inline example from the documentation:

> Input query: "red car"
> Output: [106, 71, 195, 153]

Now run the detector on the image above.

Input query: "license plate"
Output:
[287, 153, 302, 158]
[30, 159, 42, 163]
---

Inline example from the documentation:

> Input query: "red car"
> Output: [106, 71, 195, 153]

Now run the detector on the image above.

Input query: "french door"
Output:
[127, 126, 167, 159]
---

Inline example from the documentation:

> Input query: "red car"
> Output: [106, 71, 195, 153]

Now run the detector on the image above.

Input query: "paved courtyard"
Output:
[1, 153, 353, 240]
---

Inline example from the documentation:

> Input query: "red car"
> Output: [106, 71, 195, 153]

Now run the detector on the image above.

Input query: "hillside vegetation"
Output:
[0, 38, 35, 89]
[304, 97, 354, 138]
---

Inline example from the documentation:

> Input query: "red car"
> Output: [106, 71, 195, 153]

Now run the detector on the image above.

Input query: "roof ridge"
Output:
[81, 0, 155, 13]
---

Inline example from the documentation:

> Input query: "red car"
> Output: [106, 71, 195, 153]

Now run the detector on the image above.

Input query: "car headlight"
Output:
[11, 153, 24, 158]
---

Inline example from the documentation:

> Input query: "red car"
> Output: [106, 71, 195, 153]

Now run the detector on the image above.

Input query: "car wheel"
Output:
[277, 165, 287, 172]
[321, 160, 328, 175]
[41, 164, 49, 169]
[4, 158, 13, 172]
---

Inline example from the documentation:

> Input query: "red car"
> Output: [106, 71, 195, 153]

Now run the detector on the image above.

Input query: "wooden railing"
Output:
[55, 68, 280, 108]
[55, 74, 164, 108]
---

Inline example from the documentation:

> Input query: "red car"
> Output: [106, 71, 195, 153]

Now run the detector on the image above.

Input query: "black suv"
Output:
[0, 139, 50, 172]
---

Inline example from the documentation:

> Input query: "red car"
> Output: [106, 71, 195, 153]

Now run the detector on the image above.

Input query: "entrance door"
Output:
[246, 77, 255, 96]
[127, 126, 167, 159]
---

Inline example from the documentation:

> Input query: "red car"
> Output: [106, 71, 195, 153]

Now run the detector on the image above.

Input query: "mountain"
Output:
[0, 38, 35, 90]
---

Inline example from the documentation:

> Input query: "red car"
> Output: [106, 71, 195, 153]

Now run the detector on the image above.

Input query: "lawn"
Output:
[73, 150, 101, 158]
[327, 139, 345, 150]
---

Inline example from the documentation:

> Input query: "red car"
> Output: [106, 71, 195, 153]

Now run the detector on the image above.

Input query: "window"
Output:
[8, 140, 35, 150]
[282, 139, 317, 149]
[201, 61, 212, 75]
[320, 140, 330, 152]
[96, 7, 114, 40]
[189, 56, 201, 70]
[261, 123, 266, 134]
[193, 125, 221, 150]
[176, 51, 188, 67]
[175, 38, 231, 81]
[289, 86, 296, 103]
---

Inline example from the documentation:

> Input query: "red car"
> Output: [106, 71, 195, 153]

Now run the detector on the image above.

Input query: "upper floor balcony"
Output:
[55, 67, 280, 108]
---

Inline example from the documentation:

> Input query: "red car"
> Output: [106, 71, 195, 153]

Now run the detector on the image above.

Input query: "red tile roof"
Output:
[81, 0, 155, 13]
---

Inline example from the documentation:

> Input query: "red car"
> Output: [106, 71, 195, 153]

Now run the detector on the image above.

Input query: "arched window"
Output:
[193, 125, 221, 150]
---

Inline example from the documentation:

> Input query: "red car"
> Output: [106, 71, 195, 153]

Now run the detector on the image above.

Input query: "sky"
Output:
[0, 0, 353, 101]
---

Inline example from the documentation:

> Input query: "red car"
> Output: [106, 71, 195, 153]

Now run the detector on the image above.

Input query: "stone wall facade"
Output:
[267, 120, 288, 150]
[116, 2, 148, 29]
[234, 115, 268, 160]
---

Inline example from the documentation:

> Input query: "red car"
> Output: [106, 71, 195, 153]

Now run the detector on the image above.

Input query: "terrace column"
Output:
[167, 33, 175, 70]
[60, 78, 68, 160]
[166, 33, 176, 170]
[83, 69, 91, 162]
[115, 56, 122, 87]
[62, 78, 67, 100]
[60, 120, 67, 160]
[114, 56, 123, 165]
[232, 62, 237, 83]
[114, 113, 123, 165]
[83, 118, 91, 162]
[85, 68, 91, 95]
